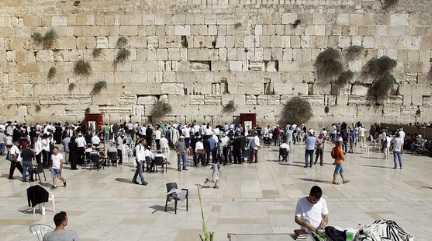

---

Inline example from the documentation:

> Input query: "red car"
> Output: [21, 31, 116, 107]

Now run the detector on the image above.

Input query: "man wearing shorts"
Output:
[331, 140, 346, 184]
[51, 146, 66, 188]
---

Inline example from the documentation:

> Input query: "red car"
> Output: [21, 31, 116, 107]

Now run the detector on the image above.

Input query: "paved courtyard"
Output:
[0, 144, 431, 241]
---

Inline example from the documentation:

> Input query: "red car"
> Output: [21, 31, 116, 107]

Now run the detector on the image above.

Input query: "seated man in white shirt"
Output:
[279, 141, 290, 162]
[294, 186, 328, 238]
[144, 146, 155, 172]
[91, 134, 101, 147]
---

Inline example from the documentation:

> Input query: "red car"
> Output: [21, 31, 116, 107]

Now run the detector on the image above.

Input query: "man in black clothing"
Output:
[232, 134, 242, 164]
[145, 125, 153, 148]
[68, 136, 78, 170]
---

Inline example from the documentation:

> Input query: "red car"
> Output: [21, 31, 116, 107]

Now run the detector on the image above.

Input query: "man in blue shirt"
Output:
[304, 130, 316, 168]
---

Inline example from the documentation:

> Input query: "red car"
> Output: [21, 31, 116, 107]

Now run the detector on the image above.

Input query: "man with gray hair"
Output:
[176, 136, 188, 171]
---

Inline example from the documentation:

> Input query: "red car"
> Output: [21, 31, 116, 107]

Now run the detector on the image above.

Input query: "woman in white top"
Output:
[51, 146, 66, 188]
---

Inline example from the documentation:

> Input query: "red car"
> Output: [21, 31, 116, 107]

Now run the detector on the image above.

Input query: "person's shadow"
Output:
[114, 177, 133, 184]
[299, 178, 334, 184]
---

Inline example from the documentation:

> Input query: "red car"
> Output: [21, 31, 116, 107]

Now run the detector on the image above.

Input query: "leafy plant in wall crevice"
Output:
[68, 83, 76, 92]
[222, 100, 236, 113]
[90, 81, 107, 96]
[331, 70, 354, 95]
[314, 48, 343, 83]
[35, 105, 41, 113]
[31, 29, 58, 49]
[114, 37, 130, 66]
[114, 49, 130, 65]
[74, 60, 91, 76]
[92, 48, 102, 58]
[361, 56, 397, 103]
[381, 0, 399, 10]
[279, 97, 313, 126]
[47, 66, 56, 80]
[150, 101, 172, 121]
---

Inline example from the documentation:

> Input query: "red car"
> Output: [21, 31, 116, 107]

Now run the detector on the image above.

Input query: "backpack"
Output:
[331, 147, 337, 159]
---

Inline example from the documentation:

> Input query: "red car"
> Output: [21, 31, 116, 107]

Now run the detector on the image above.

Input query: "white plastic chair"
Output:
[32, 194, 55, 215]
[29, 224, 54, 241]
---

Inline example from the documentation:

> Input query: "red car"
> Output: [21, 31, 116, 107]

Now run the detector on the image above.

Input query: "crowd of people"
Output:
[0, 119, 415, 188]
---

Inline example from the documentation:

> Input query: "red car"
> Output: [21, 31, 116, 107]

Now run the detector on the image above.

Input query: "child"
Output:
[203, 163, 220, 188]
[51, 146, 66, 188]
[331, 141, 347, 185]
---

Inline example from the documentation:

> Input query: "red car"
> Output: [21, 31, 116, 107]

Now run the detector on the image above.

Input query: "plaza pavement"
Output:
[0, 144, 431, 241]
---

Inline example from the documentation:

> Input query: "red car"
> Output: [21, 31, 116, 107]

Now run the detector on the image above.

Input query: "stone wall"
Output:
[1, 0, 432, 127]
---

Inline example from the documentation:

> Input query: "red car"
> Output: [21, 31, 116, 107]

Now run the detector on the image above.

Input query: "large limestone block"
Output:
[190, 95, 205, 105]
[161, 82, 184, 95]
[204, 95, 222, 105]
[51, 16, 67, 26]
[175, 25, 191, 36]
[390, 14, 409, 26]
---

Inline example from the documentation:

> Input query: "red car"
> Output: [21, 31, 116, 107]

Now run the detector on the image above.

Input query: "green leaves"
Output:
[279, 97, 313, 126]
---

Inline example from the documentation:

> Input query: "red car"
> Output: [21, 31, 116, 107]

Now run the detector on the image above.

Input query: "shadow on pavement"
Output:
[114, 177, 133, 184]
[299, 178, 333, 184]
[149, 205, 173, 214]
[361, 164, 393, 169]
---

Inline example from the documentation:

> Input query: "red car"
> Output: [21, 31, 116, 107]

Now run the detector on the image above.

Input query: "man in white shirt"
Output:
[398, 128, 405, 150]
[294, 186, 329, 237]
[392, 133, 404, 169]
[279, 142, 290, 162]
[220, 134, 230, 165]
[75, 133, 86, 165]
[133, 139, 147, 185]
[182, 125, 191, 148]
[155, 127, 162, 150]
[194, 138, 205, 167]
[91, 134, 101, 147]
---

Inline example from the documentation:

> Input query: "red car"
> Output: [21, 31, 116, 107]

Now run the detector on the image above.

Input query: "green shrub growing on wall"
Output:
[47, 66, 56, 80]
[382, 0, 398, 9]
[90, 81, 107, 95]
[68, 83, 76, 92]
[74, 60, 91, 76]
[114, 37, 130, 66]
[150, 101, 172, 120]
[279, 97, 313, 126]
[92, 48, 102, 58]
[314, 48, 343, 83]
[31, 29, 58, 49]
[35, 105, 41, 112]
[362, 56, 397, 102]
[114, 49, 130, 65]
[331, 70, 354, 95]
[222, 101, 236, 113]
[116, 36, 128, 48]
[367, 72, 395, 101]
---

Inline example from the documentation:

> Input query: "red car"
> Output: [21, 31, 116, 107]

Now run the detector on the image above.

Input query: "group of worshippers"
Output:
[1, 122, 69, 188]
[124, 122, 262, 185]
